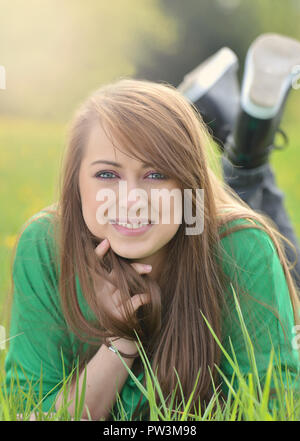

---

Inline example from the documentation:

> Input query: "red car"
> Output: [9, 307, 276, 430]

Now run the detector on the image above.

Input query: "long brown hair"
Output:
[15, 78, 300, 419]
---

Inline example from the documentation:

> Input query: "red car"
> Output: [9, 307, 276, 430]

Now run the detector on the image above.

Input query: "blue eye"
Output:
[95, 171, 118, 179]
[94, 170, 168, 180]
[147, 172, 168, 180]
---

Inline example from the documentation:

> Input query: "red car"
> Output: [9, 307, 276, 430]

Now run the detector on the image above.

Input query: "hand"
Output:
[93, 238, 152, 326]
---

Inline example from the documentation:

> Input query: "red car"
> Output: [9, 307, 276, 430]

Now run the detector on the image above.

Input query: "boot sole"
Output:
[242, 33, 300, 118]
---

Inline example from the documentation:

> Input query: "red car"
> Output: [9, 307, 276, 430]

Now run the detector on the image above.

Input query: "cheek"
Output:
[81, 187, 109, 236]
[157, 185, 182, 223]
[159, 219, 181, 242]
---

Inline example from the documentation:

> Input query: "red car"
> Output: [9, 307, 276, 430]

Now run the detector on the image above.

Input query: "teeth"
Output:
[112, 221, 149, 229]
[120, 222, 148, 229]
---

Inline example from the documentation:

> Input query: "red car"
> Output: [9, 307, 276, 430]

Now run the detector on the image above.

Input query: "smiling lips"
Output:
[109, 219, 154, 236]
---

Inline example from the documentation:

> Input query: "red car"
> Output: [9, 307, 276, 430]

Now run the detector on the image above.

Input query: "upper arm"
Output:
[4, 214, 74, 412]
[219, 224, 300, 398]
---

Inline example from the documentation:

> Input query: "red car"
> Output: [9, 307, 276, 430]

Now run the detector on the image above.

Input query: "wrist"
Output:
[108, 337, 139, 356]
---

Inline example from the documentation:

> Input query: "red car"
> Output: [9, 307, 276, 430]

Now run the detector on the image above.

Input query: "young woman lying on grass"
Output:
[4, 79, 300, 421]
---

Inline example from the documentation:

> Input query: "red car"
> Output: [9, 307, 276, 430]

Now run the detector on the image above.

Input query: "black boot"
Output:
[224, 33, 300, 169]
[178, 47, 240, 151]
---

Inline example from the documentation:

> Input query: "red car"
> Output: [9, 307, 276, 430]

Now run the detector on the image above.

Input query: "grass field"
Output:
[0, 117, 65, 323]
[0, 93, 299, 420]
[0, 284, 299, 421]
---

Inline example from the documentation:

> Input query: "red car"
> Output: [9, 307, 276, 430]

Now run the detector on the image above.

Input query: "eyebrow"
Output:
[90, 160, 152, 168]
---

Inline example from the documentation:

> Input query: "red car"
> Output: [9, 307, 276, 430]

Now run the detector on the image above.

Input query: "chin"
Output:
[110, 243, 152, 260]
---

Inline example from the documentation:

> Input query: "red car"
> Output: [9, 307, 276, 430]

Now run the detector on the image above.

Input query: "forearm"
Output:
[55, 338, 138, 421]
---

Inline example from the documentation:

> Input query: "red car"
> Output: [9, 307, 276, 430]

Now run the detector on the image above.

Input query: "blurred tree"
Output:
[133, 0, 300, 88]
[0, 0, 177, 121]
[1, 0, 300, 121]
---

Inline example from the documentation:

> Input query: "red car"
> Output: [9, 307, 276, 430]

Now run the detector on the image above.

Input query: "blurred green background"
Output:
[1, 0, 300, 324]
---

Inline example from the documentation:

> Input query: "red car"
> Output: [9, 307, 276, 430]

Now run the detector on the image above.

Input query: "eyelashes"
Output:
[94, 171, 168, 180]
[147, 172, 169, 180]
[95, 171, 117, 179]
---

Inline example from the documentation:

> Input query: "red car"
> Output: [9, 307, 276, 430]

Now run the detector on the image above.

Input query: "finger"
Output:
[95, 238, 110, 258]
[94, 238, 117, 282]
[131, 293, 151, 311]
[113, 293, 151, 323]
[130, 263, 152, 274]
[111, 289, 123, 307]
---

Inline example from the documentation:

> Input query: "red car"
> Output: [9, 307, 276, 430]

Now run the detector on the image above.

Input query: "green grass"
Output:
[0, 117, 65, 325]
[269, 94, 300, 236]
[0, 284, 299, 421]
[0, 98, 300, 420]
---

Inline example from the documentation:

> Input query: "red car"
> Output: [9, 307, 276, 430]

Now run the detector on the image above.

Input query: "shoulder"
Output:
[19, 207, 57, 241]
[17, 207, 58, 251]
[218, 217, 277, 276]
[217, 218, 299, 374]
[11, 208, 64, 323]
[216, 216, 294, 317]
[217, 217, 297, 338]
[219, 217, 274, 247]
[14, 208, 60, 279]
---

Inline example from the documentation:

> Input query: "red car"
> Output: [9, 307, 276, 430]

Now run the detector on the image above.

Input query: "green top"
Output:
[4, 210, 300, 420]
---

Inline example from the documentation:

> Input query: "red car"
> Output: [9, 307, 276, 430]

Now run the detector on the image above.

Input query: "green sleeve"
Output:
[4, 214, 75, 412]
[219, 221, 300, 404]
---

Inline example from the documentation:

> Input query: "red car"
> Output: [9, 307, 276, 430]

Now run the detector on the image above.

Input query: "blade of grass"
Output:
[228, 283, 262, 399]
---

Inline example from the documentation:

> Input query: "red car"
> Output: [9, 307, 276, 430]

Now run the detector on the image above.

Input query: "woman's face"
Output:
[78, 123, 182, 266]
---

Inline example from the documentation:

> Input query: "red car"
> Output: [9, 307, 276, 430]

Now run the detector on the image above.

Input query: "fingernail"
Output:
[100, 238, 108, 247]
[144, 264, 152, 271]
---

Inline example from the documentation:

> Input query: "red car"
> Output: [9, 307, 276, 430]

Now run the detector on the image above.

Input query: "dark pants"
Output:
[221, 155, 300, 292]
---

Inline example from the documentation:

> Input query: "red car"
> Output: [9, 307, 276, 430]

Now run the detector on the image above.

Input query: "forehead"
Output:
[84, 122, 150, 170]
[85, 122, 118, 159]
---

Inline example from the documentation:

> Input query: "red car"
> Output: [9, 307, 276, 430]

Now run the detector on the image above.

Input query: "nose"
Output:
[117, 179, 149, 218]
